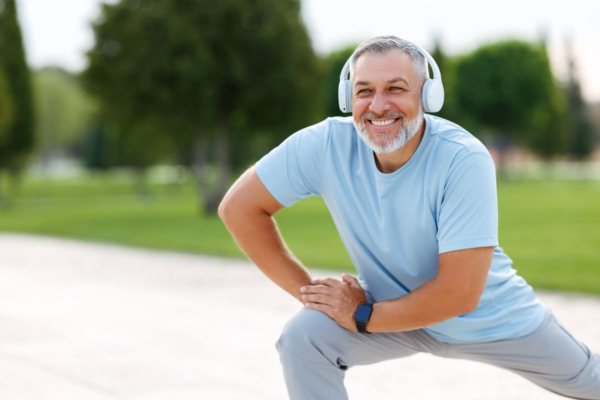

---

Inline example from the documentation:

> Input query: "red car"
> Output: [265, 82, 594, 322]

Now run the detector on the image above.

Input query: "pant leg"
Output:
[445, 310, 600, 399]
[276, 307, 443, 400]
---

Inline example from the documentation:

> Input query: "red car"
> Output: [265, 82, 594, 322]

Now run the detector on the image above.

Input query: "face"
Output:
[351, 50, 425, 154]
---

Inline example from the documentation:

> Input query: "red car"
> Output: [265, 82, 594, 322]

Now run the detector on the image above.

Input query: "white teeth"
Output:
[371, 119, 395, 126]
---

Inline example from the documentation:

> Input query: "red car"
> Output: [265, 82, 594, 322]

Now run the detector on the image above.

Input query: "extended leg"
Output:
[446, 311, 600, 399]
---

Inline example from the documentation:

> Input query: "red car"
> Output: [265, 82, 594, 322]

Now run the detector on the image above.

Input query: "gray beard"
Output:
[354, 107, 424, 154]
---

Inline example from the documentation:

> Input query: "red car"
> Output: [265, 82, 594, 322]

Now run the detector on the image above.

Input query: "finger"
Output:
[341, 273, 361, 288]
[310, 277, 341, 287]
[301, 284, 334, 295]
[301, 293, 333, 306]
[305, 302, 353, 330]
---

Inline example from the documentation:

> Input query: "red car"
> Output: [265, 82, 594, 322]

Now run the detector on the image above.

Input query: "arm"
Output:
[218, 166, 312, 302]
[367, 246, 492, 332]
[302, 246, 493, 332]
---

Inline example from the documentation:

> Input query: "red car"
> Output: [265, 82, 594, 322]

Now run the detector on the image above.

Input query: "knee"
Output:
[276, 308, 345, 361]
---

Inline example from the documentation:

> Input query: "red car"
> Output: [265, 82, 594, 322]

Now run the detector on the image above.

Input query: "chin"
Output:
[362, 130, 407, 154]
[353, 108, 424, 154]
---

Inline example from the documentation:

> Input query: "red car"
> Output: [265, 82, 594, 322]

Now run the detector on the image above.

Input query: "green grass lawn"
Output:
[1, 173, 599, 295]
[496, 179, 600, 294]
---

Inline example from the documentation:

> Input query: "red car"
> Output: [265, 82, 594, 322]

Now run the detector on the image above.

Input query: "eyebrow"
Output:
[354, 77, 410, 86]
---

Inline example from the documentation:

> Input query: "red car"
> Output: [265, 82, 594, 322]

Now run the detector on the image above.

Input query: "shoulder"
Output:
[285, 116, 352, 138]
[283, 116, 357, 152]
[299, 116, 355, 138]
[326, 115, 355, 131]
[425, 115, 492, 162]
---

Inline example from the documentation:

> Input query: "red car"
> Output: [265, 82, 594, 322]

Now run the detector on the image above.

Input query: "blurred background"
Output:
[0, 0, 599, 294]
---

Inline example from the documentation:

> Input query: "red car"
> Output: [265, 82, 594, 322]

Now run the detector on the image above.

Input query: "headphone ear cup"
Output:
[338, 79, 352, 113]
[421, 78, 444, 113]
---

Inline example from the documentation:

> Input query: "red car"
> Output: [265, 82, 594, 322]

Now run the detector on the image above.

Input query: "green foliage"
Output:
[525, 86, 568, 159]
[521, 43, 569, 159]
[0, 0, 35, 170]
[564, 44, 595, 159]
[33, 67, 97, 158]
[320, 45, 355, 118]
[84, 0, 321, 211]
[1, 174, 599, 295]
[83, 1, 181, 167]
[453, 39, 566, 157]
[84, 0, 321, 166]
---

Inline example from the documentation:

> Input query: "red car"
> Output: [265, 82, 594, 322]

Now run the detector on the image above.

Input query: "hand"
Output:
[300, 274, 367, 331]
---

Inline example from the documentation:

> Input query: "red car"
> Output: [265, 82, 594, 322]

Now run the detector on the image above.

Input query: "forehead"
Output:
[352, 49, 418, 84]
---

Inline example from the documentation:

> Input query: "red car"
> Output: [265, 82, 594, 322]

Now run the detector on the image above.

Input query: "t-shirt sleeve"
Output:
[437, 149, 499, 253]
[255, 122, 327, 207]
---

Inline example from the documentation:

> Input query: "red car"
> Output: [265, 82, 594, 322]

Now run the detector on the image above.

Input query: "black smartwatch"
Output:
[353, 303, 373, 334]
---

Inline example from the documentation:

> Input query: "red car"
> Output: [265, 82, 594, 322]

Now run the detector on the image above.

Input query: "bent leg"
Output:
[446, 311, 600, 399]
[276, 307, 440, 400]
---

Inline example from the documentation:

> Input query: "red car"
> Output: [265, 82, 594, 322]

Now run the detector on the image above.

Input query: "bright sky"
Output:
[16, 0, 600, 102]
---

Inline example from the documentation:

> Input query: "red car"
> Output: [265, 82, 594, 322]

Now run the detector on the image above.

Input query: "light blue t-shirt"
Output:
[255, 115, 545, 344]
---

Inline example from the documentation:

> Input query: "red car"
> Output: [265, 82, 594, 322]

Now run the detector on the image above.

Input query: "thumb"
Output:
[341, 273, 361, 288]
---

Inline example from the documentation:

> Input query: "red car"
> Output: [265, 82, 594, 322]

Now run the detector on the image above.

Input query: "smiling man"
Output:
[219, 36, 600, 399]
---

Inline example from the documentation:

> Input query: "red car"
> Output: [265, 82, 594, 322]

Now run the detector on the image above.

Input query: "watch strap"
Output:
[354, 302, 373, 334]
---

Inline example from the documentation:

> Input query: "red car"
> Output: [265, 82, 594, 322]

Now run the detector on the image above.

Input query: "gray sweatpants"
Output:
[276, 308, 600, 399]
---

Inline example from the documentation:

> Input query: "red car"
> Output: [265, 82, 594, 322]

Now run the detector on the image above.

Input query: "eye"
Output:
[389, 86, 407, 92]
[355, 88, 372, 96]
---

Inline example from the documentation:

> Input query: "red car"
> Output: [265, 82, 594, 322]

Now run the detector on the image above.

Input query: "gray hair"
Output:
[350, 36, 428, 84]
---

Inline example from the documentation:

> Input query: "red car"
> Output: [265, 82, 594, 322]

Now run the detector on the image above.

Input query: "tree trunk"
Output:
[193, 132, 209, 208]
[192, 118, 231, 215]
[214, 118, 231, 201]
[206, 118, 231, 214]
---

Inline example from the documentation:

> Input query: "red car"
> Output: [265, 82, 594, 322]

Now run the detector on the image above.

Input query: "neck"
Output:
[374, 120, 425, 173]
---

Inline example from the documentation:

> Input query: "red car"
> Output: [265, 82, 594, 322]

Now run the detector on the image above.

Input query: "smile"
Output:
[370, 119, 397, 127]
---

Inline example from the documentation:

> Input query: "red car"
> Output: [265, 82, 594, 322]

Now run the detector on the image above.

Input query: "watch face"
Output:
[355, 304, 372, 321]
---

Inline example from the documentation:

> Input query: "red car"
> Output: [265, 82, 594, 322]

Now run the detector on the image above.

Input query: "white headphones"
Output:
[337, 43, 444, 114]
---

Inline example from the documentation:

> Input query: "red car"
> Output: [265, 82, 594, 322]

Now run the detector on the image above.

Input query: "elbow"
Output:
[217, 193, 235, 226]
[458, 299, 479, 315]
[453, 291, 483, 316]
[217, 197, 227, 221]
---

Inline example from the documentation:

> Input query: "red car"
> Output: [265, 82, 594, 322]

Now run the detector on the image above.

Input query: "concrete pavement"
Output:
[0, 233, 599, 399]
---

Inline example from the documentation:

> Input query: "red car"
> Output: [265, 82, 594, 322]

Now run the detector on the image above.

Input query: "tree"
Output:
[564, 37, 594, 160]
[84, 1, 182, 171]
[84, 0, 321, 212]
[0, 0, 35, 188]
[453, 39, 565, 163]
[522, 38, 568, 160]
[320, 45, 355, 119]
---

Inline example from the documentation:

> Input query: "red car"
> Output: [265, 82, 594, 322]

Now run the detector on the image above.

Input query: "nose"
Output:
[368, 91, 391, 115]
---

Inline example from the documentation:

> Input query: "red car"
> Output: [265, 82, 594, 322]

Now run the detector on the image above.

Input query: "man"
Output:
[218, 36, 599, 399]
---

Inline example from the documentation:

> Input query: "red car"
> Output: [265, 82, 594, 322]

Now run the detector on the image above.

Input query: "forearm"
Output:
[367, 277, 475, 333]
[220, 199, 311, 302]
